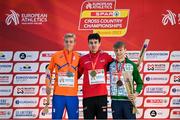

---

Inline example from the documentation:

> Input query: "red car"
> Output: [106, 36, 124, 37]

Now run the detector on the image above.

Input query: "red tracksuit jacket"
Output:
[78, 50, 113, 98]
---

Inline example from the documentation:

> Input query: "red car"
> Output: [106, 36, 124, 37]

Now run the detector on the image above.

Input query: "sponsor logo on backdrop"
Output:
[13, 86, 39, 96]
[170, 97, 180, 107]
[39, 86, 53, 96]
[39, 109, 52, 118]
[39, 97, 52, 107]
[79, 108, 84, 119]
[144, 97, 169, 107]
[170, 51, 180, 61]
[126, 51, 140, 61]
[0, 63, 13, 73]
[13, 63, 39, 73]
[170, 62, 180, 72]
[144, 51, 169, 61]
[5, 10, 48, 25]
[0, 109, 13, 119]
[0, 86, 13, 96]
[79, 0, 130, 37]
[144, 109, 169, 118]
[78, 85, 83, 96]
[13, 109, 39, 119]
[79, 97, 83, 108]
[0, 51, 13, 61]
[144, 74, 169, 84]
[78, 51, 89, 57]
[107, 108, 112, 118]
[170, 86, 180, 96]
[144, 62, 169, 72]
[14, 74, 39, 84]
[144, 86, 169, 96]
[13, 97, 39, 107]
[0, 97, 13, 108]
[135, 97, 143, 107]
[13, 51, 39, 61]
[170, 74, 180, 84]
[136, 109, 143, 119]
[162, 10, 176, 25]
[39, 51, 56, 61]
[0, 74, 13, 84]
[39, 74, 55, 84]
[39, 63, 49, 72]
[170, 109, 180, 118]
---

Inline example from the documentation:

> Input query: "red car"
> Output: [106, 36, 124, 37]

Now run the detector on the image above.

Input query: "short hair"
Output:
[88, 33, 101, 42]
[64, 33, 76, 40]
[113, 41, 126, 49]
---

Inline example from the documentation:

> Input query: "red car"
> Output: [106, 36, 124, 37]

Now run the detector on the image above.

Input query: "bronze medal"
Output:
[116, 80, 123, 86]
[90, 70, 97, 77]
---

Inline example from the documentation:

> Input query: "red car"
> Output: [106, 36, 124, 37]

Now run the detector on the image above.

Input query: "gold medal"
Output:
[90, 70, 97, 77]
[66, 71, 73, 77]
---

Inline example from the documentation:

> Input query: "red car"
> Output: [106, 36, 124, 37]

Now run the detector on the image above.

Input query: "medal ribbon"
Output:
[116, 58, 126, 81]
[89, 52, 100, 70]
[63, 50, 74, 71]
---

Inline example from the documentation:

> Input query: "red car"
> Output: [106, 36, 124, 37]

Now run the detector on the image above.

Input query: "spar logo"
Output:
[39, 109, 52, 118]
[13, 109, 39, 119]
[144, 86, 169, 96]
[13, 97, 39, 107]
[39, 51, 56, 61]
[5, 10, 20, 25]
[170, 97, 180, 107]
[0, 97, 13, 107]
[0, 109, 13, 119]
[79, 0, 130, 37]
[135, 97, 143, 107]
[5, 10, 48, 25]
[144, 62, 169, 72]
[144, 109, 169, 118]
[162, 10, 176, 26]
[170, 109, 180, 118]
[13, 86, 39, 96]
[170, 74, 180, 84]
[144, 74, 169, 84]
[0, 51, 13, 61]
[144, 97, 169, 107]
[170, 86, 180, 96]
[13, 74, 39, 84]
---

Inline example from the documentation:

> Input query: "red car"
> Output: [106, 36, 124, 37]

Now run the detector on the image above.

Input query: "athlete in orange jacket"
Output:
[45, 33, 80, 119]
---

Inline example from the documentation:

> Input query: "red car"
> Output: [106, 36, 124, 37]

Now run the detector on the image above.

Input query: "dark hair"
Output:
[113, 41, 126, 49]
[88, 33, 101, 42]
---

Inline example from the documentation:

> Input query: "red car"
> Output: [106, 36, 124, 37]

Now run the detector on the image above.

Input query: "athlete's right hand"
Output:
[46, 86, 51, 95]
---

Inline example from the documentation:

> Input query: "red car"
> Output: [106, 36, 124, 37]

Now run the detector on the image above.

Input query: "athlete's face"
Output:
[64, 37, 76, 51]
[88, 39, 101, 53]
[114, 46, 126, 60]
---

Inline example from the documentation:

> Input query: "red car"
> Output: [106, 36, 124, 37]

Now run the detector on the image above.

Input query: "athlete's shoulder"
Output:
[52, 50, 63, 57]
[126, 57, 137, 67]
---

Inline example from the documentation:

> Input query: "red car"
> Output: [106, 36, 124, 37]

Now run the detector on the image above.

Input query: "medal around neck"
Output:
[66, 71, 73, 77]
[90, 70, 97, 77]
[116, 80, 123, 86]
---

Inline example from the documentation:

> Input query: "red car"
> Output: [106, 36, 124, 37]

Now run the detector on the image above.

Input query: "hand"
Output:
[46, 86, 52, 95]
[128, 93, 138, 102]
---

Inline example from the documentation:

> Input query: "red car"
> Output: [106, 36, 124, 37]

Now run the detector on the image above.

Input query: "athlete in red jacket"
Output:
[78, 33, 113, 119]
